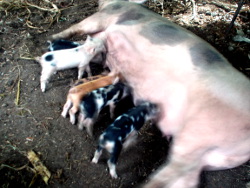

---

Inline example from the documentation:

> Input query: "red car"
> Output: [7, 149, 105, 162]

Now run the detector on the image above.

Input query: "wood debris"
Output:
[26, 150, 51, 185]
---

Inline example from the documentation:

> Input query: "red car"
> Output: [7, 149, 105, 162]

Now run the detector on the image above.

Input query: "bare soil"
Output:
[0, 0, 249, 187]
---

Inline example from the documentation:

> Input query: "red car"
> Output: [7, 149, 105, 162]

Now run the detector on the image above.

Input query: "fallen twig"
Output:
[226, 0, 246, 35]
[24, 0, 59, 13]
[19, 56, 36, 60]
[209, 0, 249, 13]
[15, 66, 21, 106]
[0, 164, 28, 171]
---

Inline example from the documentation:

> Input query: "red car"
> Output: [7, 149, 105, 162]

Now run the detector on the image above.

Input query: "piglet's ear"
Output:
[85, 46, 96, 55]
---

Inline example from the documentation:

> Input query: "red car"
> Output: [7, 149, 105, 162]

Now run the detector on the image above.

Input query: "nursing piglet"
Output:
[37, 35, 105, 92]
[47, 39, 81, 51]
[48, 39, 105, 67]
[72, 74, 105, 87]
[78, 82, 130, 137]
[61, 74, 120, 124]
[91, 102, 159, 178]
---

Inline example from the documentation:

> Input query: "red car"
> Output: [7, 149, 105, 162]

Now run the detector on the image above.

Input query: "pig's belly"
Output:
[125, 73, 189, 136]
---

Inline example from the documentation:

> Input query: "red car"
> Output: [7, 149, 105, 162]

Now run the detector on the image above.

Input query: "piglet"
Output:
[48, 39, 105, 66]
[37, 35, 105, 92]
[78, 82, 130, 137]
[91, 102, 159, 179]
[47, 39, 81, 51]
[61, 74, 120, 124]
[71, 74, 105, 87]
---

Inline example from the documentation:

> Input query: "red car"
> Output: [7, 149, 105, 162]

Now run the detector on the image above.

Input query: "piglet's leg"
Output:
[78, 64, 92, 79]
[40, 67, 55, 92]
[69, 106, 78, 124]
[61, 99, 72, 118]
[108, 142, 123, 179]
[78, 112, 86, 130]
[78, 65, 86, 80]
[84, 118, 94, 138]
[109, 102, 116, 119]
[123, 131, 138, 150]
[92, 145, 103, 164]
[51, 13, 106, 40]
[85, 65, 92, 77]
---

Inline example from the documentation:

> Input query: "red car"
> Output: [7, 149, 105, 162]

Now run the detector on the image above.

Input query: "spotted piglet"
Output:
[47, 39, 81, 51]
[48, 39, 104, 63]
[78, 82, 130, 137]
[37, 35, 105, 92]
[91, 102, 159, 179]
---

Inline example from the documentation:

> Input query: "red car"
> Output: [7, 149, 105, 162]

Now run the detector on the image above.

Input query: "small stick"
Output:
[15, 66, 21, 106]
[0, 164, 28, 171]
[226, 0, 246, 35]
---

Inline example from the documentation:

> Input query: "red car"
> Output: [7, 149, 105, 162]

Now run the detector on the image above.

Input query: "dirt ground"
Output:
[0, 0, 249, 187]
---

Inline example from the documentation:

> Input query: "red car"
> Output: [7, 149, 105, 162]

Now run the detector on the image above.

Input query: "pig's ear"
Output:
[129, 0, 147, 4]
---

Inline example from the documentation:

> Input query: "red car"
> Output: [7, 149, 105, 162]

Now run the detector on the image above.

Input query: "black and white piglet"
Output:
[37, 36, 105, 92]
[91, 102, 159, 178]
[48, 39, 105, 66]
[47, 39, 81, 51]
[78, 82, 130, 137]
[48, 38, 104, 66]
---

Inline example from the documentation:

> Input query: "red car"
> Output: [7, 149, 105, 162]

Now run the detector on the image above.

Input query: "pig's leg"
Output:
[61, 99, 72, 118]
[144, 137, 204, 188]
[144, 158, 202, 188]
[40, 67, 55, 92]
[51, 13, 106, 40]
[92, 145, 103, 164]
[107, 142, 123, 179]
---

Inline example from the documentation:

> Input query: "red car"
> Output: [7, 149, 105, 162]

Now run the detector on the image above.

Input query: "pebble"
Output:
[7, 80, 14, 87]
[205, 11, 211, 16]
[228, 46, 234, 51]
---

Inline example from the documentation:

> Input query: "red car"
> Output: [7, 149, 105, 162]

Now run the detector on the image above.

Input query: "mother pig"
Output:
[52, 0, 250, 187]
